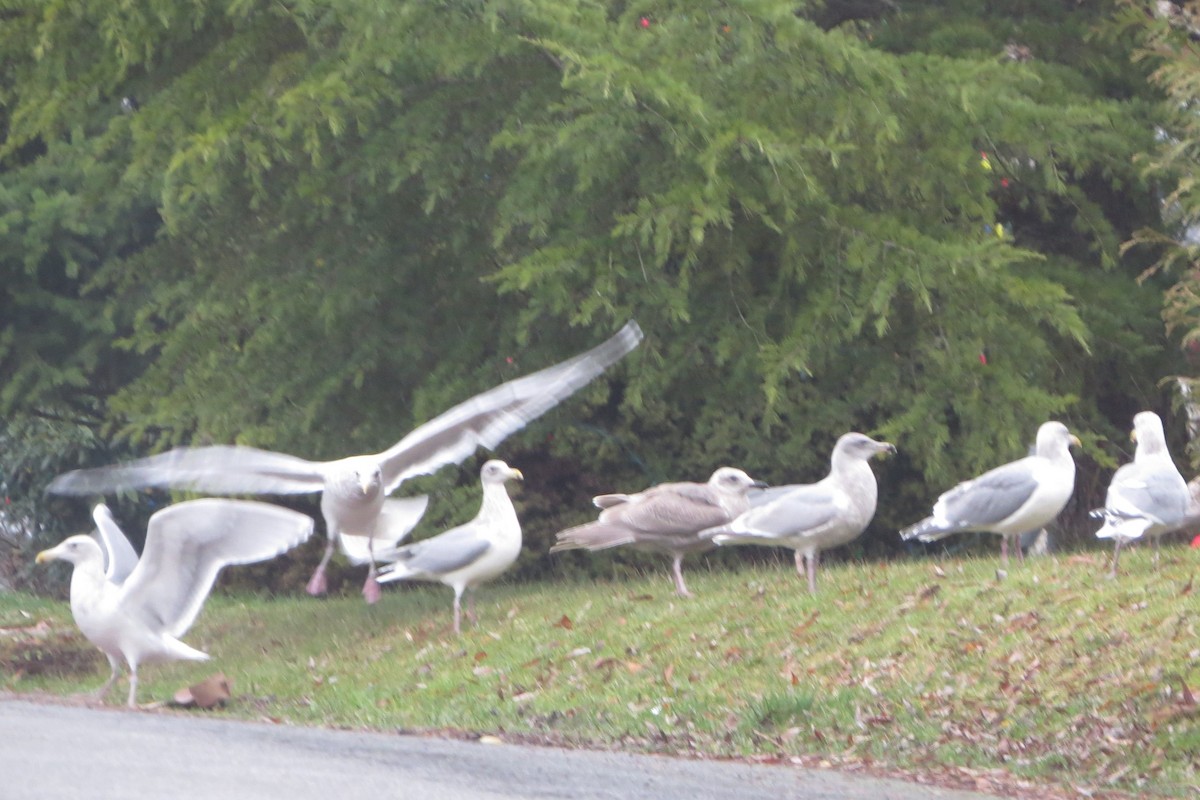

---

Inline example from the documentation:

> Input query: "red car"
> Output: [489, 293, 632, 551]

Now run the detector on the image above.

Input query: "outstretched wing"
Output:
[92, 504, 140, 584]
[120, 499, 314, 638]
[47, 446, 328, 497]
[375, 321, 643, 493]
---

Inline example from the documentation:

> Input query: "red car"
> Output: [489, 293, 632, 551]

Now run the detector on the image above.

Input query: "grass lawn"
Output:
[3, 547, 1199, 798]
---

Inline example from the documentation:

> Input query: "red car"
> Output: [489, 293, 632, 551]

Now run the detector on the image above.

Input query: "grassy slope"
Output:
[3, 548, 1199, 798]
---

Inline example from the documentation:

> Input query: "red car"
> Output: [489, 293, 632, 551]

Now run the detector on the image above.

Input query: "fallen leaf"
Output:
[474, 650, 488, 662]
[625, 661, 645, 674]
[1182, 576, 1194, 597]
[792, 612, 820, 637]
[663, 663, 675, 683]
[555, 615, 573, 630]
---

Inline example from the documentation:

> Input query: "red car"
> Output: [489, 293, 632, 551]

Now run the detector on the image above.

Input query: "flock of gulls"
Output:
[32, 321, 1199, 706]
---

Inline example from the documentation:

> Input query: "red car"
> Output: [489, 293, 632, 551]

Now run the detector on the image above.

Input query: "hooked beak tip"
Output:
[35, 550, 53, 565]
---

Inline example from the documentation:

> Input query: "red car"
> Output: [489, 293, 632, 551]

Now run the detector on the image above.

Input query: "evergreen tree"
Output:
[0, 1, 1181, 570]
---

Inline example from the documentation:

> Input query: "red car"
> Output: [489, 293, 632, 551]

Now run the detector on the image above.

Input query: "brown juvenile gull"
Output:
[376, 460, 523, 635]
[551, 467, 767, 597]
[704, 433, 895, 594]
[900, 421, 1079, 564]
[35, 500, 313, 707]
[47, 321, 643, 603]
[1092, 411, 1190, 575]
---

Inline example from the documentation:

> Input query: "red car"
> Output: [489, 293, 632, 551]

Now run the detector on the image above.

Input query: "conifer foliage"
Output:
[0, 1, 1181, 563]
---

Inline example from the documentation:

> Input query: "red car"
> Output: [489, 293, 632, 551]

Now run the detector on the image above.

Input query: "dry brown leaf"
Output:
[792, 611, 820, 637]
[663, 663, 675, 683]
[555, 614, 573, 630]
[474, 650, 488, 662]
[625, 661, 645, 674]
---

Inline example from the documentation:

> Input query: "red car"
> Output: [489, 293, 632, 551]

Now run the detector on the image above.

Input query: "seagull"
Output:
[550, 467, 767, 597]
[47, 321, 643, 603]
[704, 433, 895, 594]
[35, 500, 313, 707]
[375, 460, 523, 635]
[1092, 411, 1190, 575]
[900, 421, 1080, 564]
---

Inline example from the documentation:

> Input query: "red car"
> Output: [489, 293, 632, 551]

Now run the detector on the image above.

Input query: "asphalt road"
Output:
[1, 695, 999, 800]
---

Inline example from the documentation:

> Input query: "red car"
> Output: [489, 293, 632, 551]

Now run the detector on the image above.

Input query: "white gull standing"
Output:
[1092, 411, 1190, 575]
[705, 433, 894, 594]
[900, 421, 1079, 564]
[35, 500, 313, 707]
[375, 460, 523, 635]
[47, 321, 643, 603]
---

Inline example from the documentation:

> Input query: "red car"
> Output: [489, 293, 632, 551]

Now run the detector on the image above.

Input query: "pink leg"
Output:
[671, 555, 693, 598]
[1015, 534, 1025, 564]
[361, 535, 381, 604]
[452, 591, 463, 636]
[806, 551, 818, 595]
[1110, 539, 1123, 578]
[793, 550, 805, 579]
[1000, 536, 1010, 566]
[306, 539, 335, 596]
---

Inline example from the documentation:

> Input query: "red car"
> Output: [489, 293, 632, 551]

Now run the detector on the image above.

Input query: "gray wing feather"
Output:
[92, 504, 139, 584]
[1105, 462, 1189, 525]
[731, 485, 841, 538]
[937, 461, 1039, 528]
[48, 446, 327, 496]
[391, 525, 492, 576]
[375, 321, 643, 492]
[603, 487, 730, 535]
[120, 499, 314, 638]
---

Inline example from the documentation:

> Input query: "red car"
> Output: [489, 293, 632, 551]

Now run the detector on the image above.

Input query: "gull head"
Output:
[481, 460, 523, 485]
[336, 462, 382, 498]
[708, 467, 768, 495]
[1131, 411, 1167, 449]
[36, 535, 102, 567]
[1035, 421, 1080, 456]
[834, 432, 896, 463]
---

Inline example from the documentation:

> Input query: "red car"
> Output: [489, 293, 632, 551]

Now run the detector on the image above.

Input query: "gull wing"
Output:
[119, 499, 314, 638]
[375, 321, 643, 493]
[48, 446, 328, 496]
[935, 459, 1040, 529]
[384, 524, 492, 577]
[728, 483, 843, 541]
[92, 504, 140, 584]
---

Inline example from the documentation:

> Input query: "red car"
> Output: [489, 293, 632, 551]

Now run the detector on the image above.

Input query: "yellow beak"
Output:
[1070, 435, 1082, 447]
[511, 468, 524, 481]
[35, 550, 54, 565]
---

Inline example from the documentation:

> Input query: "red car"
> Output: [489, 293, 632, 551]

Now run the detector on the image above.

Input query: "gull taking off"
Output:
[36, 501, 313, 707]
